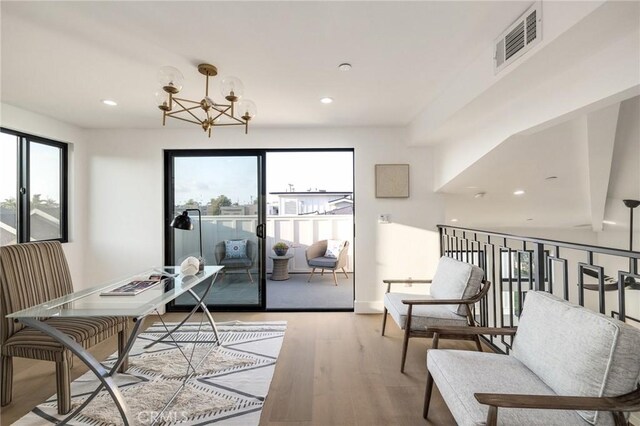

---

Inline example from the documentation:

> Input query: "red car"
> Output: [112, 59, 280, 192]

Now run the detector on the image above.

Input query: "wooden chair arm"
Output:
[383, 279, 431, 293]
[383, 279, 432, 284]
[402, 298, 473, 306]
[429, 326, 518, 336]
[475, 386, 640, 412]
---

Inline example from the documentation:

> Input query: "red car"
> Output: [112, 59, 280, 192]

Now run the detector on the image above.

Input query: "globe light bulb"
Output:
[155, 91, 170, 111]
[237, 99, 257, 121]
[220, 76, 244, 102]
[157, 66, 184, 94]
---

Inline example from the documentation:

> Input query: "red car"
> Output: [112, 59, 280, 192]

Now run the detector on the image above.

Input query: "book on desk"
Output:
[100, 273, 174, 296]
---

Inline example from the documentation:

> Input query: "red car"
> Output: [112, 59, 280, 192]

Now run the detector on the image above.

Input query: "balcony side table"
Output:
[269, 253, 294, 281]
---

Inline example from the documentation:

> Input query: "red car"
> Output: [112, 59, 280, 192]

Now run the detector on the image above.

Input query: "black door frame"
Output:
[164, 148, 355, 312]
[164, 149, 267, 312]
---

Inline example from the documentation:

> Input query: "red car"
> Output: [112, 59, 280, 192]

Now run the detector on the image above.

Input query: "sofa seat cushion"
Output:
[512, 291, 640, 425]
[3, 316, 127, 362]
[384, 292, 468, 331]
[220, 257, 252, 268]
[308, 256, 338, 268]
[428, 350, 589, 426]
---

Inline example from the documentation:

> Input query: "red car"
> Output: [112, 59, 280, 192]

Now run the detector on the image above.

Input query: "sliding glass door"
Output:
[165, 150, 265, 310]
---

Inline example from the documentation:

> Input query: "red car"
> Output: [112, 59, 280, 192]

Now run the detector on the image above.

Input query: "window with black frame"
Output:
[0, 128, 68, 244]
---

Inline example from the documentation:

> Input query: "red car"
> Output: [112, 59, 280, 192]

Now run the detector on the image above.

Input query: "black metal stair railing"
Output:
[438, 225, 640, 354]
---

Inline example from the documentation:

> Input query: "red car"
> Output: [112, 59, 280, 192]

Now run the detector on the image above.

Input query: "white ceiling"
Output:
[440, 96, 640, 230]
[1, 1, 528, 129]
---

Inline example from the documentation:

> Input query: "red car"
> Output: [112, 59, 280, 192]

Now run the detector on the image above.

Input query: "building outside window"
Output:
[0, 128, 68, 245]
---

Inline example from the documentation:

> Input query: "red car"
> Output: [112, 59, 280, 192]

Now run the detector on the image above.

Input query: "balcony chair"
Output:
[305, 240, 349, 286]
[382, 256, 490, 372]
[214, 239, 256, 283]
[0, 241, 128, 414]
[423, 291, 640, 425]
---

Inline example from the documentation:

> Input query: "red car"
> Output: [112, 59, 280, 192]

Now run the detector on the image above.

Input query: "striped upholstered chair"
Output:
[0, 241, 128, 414]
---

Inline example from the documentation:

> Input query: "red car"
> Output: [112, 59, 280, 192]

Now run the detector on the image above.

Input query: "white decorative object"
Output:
[180, 256, 200, 276]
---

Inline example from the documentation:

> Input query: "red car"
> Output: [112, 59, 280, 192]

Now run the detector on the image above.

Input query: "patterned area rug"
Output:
[15, 321, 286, 425]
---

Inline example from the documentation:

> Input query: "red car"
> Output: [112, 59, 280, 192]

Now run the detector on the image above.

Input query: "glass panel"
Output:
[0, 133, 18, 245]
[172, 155, 261, 307]
[29, 141, 62, 241]
[265, 151, 354, 309]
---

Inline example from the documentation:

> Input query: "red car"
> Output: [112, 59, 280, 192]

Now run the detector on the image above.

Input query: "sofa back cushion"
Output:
[512, 291, 640, 425]
[429, 256, 484, 316]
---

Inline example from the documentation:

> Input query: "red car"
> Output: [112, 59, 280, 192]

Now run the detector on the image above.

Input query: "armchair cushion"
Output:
[224, 239, 248, 259]
[430, 256, 484, 315]
[3, 316, 127, 362]
[512, 291, 640, 425]
[428, 349, 588, 426]
[308, 256, 339, 268]
[383, 293, 468, 331]
[219, 257, 252, 268]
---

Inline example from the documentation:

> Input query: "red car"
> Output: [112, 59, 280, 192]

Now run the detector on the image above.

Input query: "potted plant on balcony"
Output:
[273, 242, 289, 256]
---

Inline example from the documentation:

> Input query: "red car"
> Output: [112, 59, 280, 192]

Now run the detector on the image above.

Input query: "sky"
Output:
[174, 151, 353, 205]
[1, 132, 61, 203]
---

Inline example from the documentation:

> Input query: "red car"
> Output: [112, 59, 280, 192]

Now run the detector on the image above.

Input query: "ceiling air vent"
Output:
[494, 2, 542, 74]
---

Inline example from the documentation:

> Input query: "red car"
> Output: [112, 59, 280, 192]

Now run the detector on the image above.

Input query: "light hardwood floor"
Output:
[1, 312, 471, 425]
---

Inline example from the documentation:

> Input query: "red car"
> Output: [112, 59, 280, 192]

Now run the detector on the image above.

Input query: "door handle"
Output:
[256, 223, 265, 239]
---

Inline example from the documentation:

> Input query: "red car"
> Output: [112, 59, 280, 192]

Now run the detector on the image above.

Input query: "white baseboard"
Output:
[354, 300, 384, 314]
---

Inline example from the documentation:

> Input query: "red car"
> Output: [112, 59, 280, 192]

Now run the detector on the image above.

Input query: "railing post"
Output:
[439, 226, 444, 257]
[533, 242, 546, 291]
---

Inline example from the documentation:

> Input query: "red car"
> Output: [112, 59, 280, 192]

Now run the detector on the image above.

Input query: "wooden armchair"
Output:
[381, 256, 490, 372]
[423, 291, 640, 425]
[0, 241, 128, 414]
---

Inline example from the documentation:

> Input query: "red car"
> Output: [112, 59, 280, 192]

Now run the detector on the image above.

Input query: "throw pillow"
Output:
[324, 240, 344, 259]
[225, 239, 248, 259]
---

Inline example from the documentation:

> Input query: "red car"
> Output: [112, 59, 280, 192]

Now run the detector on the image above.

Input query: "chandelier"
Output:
[155, 63, 256, 138]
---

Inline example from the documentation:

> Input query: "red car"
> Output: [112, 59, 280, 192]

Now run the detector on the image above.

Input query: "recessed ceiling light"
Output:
[451, 218, 459, 222]
[338, 63, 352, 71]
[603, 220, 617, 225]
[545, 176, 558, 180]
[474, 192, 486, 199]
[513, 190, 525, 195]
[527, 218, 533, 221]
[320, 97, 333, 104]
[101, 99, 118, 106]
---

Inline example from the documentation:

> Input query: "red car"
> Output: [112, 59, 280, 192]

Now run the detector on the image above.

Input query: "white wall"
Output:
[81, 126, 444, 313]
[0, 103, 87, 285]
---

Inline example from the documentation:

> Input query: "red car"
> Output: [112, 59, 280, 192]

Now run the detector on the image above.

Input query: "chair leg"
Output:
[342, 267, 349, 278]
[401, 307, 413, 373]
[474, 335, 483, 352]
[55, 356, 71, 415]
[246, 269, 254, 283]
[423, 370, 435, 419]
[308, 268, 316, 282]
[1, 355, 13, 407]
[381, 307, 388, 336]
[332, 270, 338, 286]
[321, 269, 325, 276]
[118, 329, 128, 373]
[401, 326, 411, 373]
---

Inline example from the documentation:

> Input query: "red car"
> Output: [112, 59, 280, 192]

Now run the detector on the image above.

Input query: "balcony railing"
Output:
[438, 225, 640, 354]
[174, 214, 353, 273]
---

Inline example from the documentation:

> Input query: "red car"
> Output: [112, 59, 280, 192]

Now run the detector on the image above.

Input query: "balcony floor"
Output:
[174, 272, 354, 310]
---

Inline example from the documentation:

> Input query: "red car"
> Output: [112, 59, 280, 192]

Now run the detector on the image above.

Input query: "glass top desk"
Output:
[7, 265, 223, 426]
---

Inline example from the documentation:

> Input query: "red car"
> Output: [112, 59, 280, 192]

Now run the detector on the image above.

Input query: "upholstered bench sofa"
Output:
[424, 291, 640, 425]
